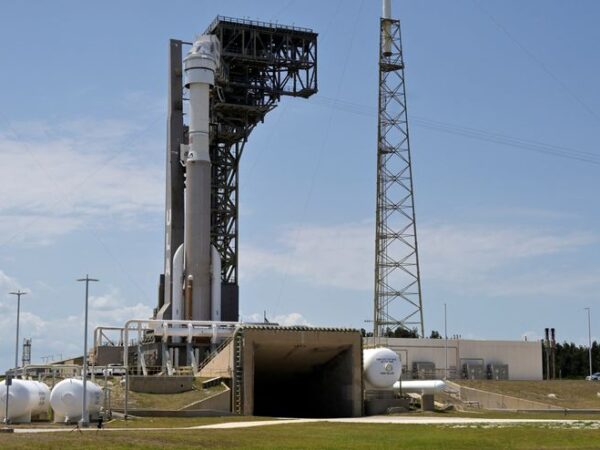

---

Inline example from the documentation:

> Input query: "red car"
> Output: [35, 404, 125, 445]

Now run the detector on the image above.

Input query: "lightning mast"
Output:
[373, 0, 424, 338]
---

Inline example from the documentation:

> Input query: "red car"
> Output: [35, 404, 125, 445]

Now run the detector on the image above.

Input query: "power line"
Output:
[272, 0, 366, 316]
[0, 116, 161, 302]
[310, 96, 600, 166]
[473, 0, 600, 123]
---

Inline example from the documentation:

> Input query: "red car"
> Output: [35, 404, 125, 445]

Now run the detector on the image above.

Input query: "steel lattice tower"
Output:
[373, 8, 424, 338]
[158, 17, 317, 322]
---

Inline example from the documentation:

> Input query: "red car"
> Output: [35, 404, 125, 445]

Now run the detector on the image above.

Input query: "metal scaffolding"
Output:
[22, 338, 31, 367]
[373, 15, 424, 338]
[160, 17, 317, 321]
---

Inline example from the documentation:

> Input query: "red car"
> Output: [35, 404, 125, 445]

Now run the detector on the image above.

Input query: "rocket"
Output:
[171, 35, 222, 324]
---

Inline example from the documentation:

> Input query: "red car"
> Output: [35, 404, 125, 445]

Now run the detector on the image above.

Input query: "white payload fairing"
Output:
[171, 35, 222, 323]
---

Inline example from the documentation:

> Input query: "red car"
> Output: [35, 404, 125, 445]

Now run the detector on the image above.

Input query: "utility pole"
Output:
[444, 303, 448, 379]
[373, 0, 424, 338]
[544, 328, 550, 380]
[9, 290, 27, 374]
[77, 275, 99, 427]
[585, 307, 592, 378]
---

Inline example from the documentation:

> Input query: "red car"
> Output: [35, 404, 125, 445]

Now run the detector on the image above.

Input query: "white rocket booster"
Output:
[172, 35, 222, 323]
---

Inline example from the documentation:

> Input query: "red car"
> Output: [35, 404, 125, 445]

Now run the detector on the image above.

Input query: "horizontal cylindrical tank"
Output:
[29, 381, 50, 416]
[50, 378, 102, 423]
[363, 347, 402, 389]
[393, 379, 447, 394]
[0, 379, 50, 422]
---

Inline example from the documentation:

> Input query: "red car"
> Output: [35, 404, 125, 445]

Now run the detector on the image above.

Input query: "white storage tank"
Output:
[0, 379, 50, 423]
[30, 381, 51, 419]
[50, 378, 103, 423]
[363, 347, 402, 389]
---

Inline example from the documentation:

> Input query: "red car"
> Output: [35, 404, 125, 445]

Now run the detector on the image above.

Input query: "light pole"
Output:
[585, 307, 592, 378]
[77, 275, 99, 427]
[9, 290, 27, 375]
[444, 303, 448, 380]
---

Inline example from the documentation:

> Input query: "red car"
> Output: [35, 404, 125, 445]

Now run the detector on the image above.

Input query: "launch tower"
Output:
[157, 17, 318, 325]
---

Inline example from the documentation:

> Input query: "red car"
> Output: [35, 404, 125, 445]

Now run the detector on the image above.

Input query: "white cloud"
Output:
[0, 116, 164, 246]
[240, 220, 599, 299]
[0, 288, 152, 369]
[242, 312, 311, 326]
[241, 222, 374, 291]
[0, 270, 20, 292]
[419, 224, 596, 283]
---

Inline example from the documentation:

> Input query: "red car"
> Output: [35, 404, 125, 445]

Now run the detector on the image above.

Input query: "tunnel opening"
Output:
[230, 327, 363, 417]
[252, 343, 357, 418]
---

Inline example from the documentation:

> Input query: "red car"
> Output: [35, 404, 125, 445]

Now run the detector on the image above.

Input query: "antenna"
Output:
[373, 0, 425, 338]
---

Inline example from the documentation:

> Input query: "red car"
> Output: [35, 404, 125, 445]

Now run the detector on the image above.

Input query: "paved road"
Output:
[10, 416, 600, 433]
[194, 416, 600, 429]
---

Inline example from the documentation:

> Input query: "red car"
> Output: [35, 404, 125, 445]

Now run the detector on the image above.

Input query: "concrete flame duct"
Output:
[200, 326, 363, 418]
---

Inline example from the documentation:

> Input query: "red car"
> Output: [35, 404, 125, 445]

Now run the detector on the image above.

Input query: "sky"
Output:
[1, 0, 599, 372]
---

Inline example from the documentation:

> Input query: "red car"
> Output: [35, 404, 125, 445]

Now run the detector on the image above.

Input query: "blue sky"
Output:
[1, 0, 599, 371]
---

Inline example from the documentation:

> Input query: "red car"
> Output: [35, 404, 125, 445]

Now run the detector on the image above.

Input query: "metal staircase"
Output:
[232, 331, 244, 415]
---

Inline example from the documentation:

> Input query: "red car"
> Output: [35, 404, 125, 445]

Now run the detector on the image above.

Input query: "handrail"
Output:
[205, 15, 314, 35]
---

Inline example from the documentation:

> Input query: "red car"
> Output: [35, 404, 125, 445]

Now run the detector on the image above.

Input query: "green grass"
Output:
[2, 422, 600, 449]
[456, 380, 600, 409]
[104, 416, 269, 428]
[407, 409, 600, 421]
[108, 377, 227, 410]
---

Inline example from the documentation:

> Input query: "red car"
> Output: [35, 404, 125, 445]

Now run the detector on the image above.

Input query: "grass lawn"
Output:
[2, 422, 600, 449]
[104, 416, 270, 428]
[107, 377, 226, 410]
[456, 380, 600, 409]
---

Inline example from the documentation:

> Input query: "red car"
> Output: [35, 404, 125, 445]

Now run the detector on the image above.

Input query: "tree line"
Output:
[545, 341, 600, 379]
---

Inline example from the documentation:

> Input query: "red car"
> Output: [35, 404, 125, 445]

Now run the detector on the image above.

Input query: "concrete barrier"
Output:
[448, 381, 561, 410]
[128, 376, 193, 394]
[180, 386, 231, 412]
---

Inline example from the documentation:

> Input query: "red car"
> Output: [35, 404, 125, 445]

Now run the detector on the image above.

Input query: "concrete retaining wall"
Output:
[448, 382, 561, 410]
[199, 341, 234, 379]
[129, 376, 193, 394]
[180, 386, 231, 412]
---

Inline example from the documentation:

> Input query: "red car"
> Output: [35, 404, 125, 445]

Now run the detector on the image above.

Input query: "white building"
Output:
[364, 338, 542, 381]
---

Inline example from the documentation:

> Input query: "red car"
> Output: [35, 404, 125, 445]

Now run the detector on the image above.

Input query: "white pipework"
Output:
[122, 319, 240, 368]
[172, 244, 185, 341]
[363, 347, 402, 389]
[0, 379, 50, 423]
[393, 379, 447, 395]
[211, 245, 221, 321]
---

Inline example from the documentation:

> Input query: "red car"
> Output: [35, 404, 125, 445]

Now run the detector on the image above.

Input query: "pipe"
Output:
[93, 326, 125, 350]
[382, 0, 393, 57]
[122, 319, 240, 368]
[172, 244, 185, 322]
[184, 275, 193, 320]
[121, 317, 239, 419]
[393, 380, 446, 395]
[211, 246, 221, 321]
[172, 245, 185, 343]
[382, 0, 391, 19]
